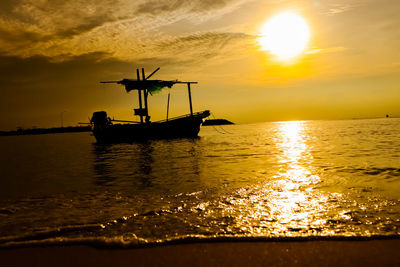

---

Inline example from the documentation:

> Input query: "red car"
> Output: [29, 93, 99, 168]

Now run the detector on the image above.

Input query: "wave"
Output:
[1, 230, 399, 249]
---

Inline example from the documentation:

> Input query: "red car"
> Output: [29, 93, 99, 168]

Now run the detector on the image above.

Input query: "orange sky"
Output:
[0, 0, 399, 130]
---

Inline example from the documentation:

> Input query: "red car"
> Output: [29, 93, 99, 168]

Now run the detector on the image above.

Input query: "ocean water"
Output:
[0, 119, 400, 247]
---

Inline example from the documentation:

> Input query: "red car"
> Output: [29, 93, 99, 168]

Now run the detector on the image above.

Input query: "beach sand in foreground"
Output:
[1, 240, 399, 266]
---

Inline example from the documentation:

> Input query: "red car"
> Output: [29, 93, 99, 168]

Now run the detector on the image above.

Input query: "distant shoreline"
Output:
[202, 119, 234, 126]
[2, 117, 398, 135]
[0, 126, 91, 136]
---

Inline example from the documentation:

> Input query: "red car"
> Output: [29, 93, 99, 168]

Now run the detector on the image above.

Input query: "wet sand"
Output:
[1, 239, 400, 266]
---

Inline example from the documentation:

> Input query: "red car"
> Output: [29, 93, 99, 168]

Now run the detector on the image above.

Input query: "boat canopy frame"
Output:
[101, 67, 197, 124]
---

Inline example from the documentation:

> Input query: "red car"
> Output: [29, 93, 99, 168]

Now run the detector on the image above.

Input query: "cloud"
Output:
[326, 4, 354, 15]
[136, 0, 230, 14]
[318, 1, 364, 15]
[152, 32, 254, 63]
[0, 0, 248, 63]
[306, 46, 348, 54]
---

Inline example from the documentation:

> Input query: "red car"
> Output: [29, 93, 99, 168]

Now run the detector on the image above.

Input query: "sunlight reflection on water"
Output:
[0, 119, 400, 246]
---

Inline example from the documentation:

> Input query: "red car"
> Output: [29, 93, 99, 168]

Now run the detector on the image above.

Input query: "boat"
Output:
[90, 67, 210, 143]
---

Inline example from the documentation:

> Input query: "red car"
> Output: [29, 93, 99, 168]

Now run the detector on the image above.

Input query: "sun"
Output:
[259, 12, 310, 61]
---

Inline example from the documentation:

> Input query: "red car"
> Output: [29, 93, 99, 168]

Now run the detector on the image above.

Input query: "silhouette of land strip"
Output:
[202, 119, 234, 126]
[0, 126, 91, 136]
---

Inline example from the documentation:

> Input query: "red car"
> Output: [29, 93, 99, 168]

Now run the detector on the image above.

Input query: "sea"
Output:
[0, 118, 399, 248]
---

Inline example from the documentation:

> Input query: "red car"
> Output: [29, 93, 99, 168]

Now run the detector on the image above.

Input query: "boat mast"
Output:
[187, 82, 193, 116]
[136, 69, 144, 124]
[166, 92, 170, 121]
[142, 68, 150, 123]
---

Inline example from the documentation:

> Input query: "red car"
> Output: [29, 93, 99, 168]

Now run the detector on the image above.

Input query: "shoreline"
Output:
[0, 126, 90, 136]
[1, 239, 400, 266]
[1, 234, 400, 249]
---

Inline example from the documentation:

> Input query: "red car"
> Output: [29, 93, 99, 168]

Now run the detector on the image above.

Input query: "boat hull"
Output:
[92, 110, 210, 143]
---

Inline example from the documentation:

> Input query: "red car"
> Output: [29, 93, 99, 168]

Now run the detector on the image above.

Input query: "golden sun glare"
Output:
[259, 12, 310, 61]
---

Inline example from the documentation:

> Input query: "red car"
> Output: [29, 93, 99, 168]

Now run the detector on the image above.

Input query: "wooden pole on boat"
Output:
[187, 82, 193, 116]
[141, 68, 146, 81]
[166, 92, 170, 121]
[136, 69, 143, 124]
[146, 67, 160, 79]
[142, 68, 150, 122]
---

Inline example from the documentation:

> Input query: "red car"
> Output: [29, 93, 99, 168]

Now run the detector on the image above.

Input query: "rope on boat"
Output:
[209, 112, 233, 135]
[212, 125, 227, 134]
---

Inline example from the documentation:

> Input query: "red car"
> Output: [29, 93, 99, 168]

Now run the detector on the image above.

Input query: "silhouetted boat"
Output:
[91, 67, 210, 143]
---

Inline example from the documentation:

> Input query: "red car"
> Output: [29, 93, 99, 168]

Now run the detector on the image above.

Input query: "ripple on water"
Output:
[0, 119, 400, 246]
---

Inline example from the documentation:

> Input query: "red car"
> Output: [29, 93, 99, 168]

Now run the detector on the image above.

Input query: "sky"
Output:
[0, 0, 399, 130]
